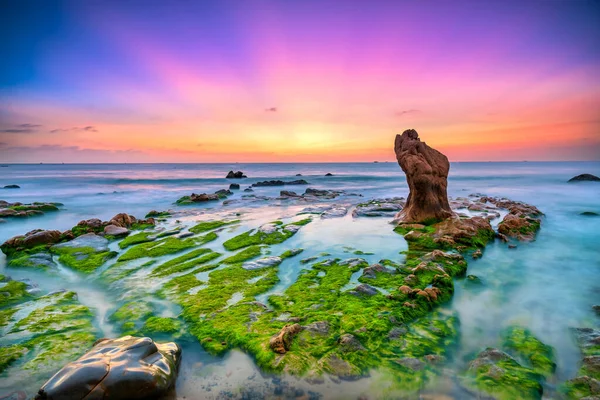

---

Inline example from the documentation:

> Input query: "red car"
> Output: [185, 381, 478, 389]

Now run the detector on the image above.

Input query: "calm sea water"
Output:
[0, 162, 599, 398]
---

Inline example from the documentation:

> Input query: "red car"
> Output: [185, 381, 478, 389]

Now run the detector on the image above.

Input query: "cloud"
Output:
[49, 126, 99, 133]
[265, 107, 277, 112]
[0, 123, 42, 133]
[396, 109, 421, 117]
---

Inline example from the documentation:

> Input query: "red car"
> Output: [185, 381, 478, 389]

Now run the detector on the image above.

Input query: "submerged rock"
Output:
[393, 129, 453, 224]
[229, 183, 240, 190]
[53, 233, 109, 252]
[252, 179, 308, 187]
[104, 224, 129, 237]
[242, 256, 282, 270]
[353, 198, 404, 217]
[568, 173, 600, 182]
[3, 184, 20, 189]
[35, 336, 181, 400]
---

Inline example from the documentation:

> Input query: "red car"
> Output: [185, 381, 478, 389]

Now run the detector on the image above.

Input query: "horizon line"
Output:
[1, 160, 600, 165]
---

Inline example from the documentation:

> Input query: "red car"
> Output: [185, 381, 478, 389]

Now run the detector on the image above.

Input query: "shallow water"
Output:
[0, 162, 599, 399]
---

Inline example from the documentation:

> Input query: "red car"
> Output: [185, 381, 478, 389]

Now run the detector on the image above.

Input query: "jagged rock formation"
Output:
[394, 129, 453, 223]
[35, 336, 181, 400]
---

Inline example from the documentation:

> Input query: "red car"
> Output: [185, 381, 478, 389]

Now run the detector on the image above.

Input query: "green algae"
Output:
[461, 348, 544, 400]
[151, 248, 220, 277]
[223, 219, 311, 251]
[0, 280, 31, 307]
[118, 233, 215, 262]
[0, 344, 28, 373]
[222, 245, 264, 264]
[142, 316, 182, 334]
[52, 246, 117, 273]
[145, 210, 171, 218]
[118, 231, 153, 249]
[502, 326, 556, 376]
[190, 219, 239, 234]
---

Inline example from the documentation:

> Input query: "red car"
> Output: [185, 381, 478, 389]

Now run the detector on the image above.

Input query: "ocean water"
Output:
[0, 162, 599, 399]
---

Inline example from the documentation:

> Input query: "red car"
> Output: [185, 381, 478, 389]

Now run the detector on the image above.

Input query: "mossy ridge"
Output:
[222, 245, 264, 264]
[0, 290, 97, 376]
[117, 233, 216, 262]
[501, 326, 556, 377]
[141, 316, 182, 335]
[100, 259, 156, 283]
[190, 219, 240, 234]
[151, 250, 221, 277]
[109, 301, 153, 334]
[222, 218, 311, 251]
[51, 246, 117, 273]
[460, 348, 544, 400]
[118, 231, 154, 249]
[145, 210, 171, 218]
[0, 280, 31, 307]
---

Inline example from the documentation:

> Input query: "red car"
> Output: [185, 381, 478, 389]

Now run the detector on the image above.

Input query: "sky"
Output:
[1, 0, 599, 163]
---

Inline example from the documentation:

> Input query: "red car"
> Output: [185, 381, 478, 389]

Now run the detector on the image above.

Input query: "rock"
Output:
[296, 173, 302, 176]
[242, 256, 282, 270]
[226, 170, 247, 179]
[1, 229, 62, 255]
[243, 188, 253, 192]
[321, 206, 348, 219]
[252, 179, 308, 187]
[53, 233, 109, 252]
[325, 173, 333, 176]
[104, 224, 130, 237]
[109, 213, 136, 228]
[35, 336, 181, 400]
[269, 324, 302, 353]
[362, 263, 395, 279]
[279, 190, 300, 198]
[568, 173, 600, 182]
[395, 357, 424, 371]
[349, 284, 378, 296]
[3, 185, 20, 189]
[303, 188, 341, 199]
[338, 334, 366, 352]
[393, 129, 453, 223]
[472, 249, 482, 259]
[388, 326, 408, 339]
[498, 213, 540, 241]
[581, 211, 599, 216]
[304, 321, 330, 335]
[215, 189, 233, 197]
[352, 198, 404, 217]
[593, 305, 600, 316]
[229, 183, 240, 190]
[190, 193, 220, 202]
[508, 244, 517, 249]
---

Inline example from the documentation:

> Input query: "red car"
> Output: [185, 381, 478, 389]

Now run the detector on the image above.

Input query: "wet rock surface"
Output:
[226, 170, 247, 179]
[35, 336, 181, 400]
[252, 179, 308, 187]
[0, 201, 62, 219]
[393, 129, 453, 223]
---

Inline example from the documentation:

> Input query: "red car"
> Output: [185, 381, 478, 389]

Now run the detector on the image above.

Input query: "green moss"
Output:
[176, 195, 193, 205]
[131, 222, 154, 230]
[0, 280, 31, 307]
[109, 301, 153, 322]
[190, 219, 239, 234]
[502, 326, 556, 376]
[461, 348, 544, 400]
[142, 316, 181, 334]
[280, 248, 304, 259]
[145, 210, 171, 218]
[119, 231, 153, 249]
[52, 246, 117, 273]
[151, 249, 220, 277]
[118, 233, 215, 262]
[223, 220, 309, 251]
[353, 250, 374, 255]
[222, 245, 263, 264]
[0, 344, 28, 373]
[0, 307, 18, 327]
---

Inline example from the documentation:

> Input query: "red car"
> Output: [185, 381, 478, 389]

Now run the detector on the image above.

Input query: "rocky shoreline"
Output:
[0, 132, 596, 399]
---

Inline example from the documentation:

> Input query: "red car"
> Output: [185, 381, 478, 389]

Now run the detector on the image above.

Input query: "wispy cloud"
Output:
[265, 107, 277, 112]
[0, 123, 42, 134]
[396, 109, 421, 117]
[49, 126, 99, 133]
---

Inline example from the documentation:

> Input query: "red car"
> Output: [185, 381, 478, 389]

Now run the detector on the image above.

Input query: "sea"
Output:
[0, 162, 599, 399]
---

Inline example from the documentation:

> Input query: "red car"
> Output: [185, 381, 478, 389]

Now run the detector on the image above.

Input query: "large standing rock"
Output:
[35, 336, 181, 400]
[394, 129, 453, 223]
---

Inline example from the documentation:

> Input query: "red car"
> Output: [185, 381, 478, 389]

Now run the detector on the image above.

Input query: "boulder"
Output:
[35, 336, 181, 400]
[3, 185, 20, 189]
[229, 183, 240, 190]
[226, 170, 247, 179]
[1, 229, 62, 255]
[190, 193, 220, 202]
[109, 213, 136, 228]
[252, 179, 308, 187]
[104, 224, 130, 237]
[325, 173, 333, 176]
[215, 189, 233, 197]
[269, 324, 302, 353]
[279, 190, 300, 198]
[393, 129, 453, 223]
[568, 173, 600, 182]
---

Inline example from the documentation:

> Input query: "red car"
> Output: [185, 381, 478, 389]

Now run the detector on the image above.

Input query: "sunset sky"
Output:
[1, 0, 599, 163]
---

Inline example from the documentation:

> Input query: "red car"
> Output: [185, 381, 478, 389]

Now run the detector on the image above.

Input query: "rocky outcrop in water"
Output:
[0, 201, 62, 218]
[35, 336, 181, 400]
[226, 170, 247, 179]
[1, 229, 63, 256]
[393, 129, 453, 224]
[568, 173, 600, 182]
[252, 179, 308, 187]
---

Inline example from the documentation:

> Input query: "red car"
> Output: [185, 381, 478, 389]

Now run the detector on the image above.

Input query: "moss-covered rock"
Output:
[222, 218, 311, 251]
[502, 326, 556, 377]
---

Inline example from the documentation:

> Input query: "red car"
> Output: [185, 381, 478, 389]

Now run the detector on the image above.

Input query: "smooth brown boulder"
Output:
[269, 324, 302, 354]
[35, 336, 181, 400]
[394, 129, 453, 223]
